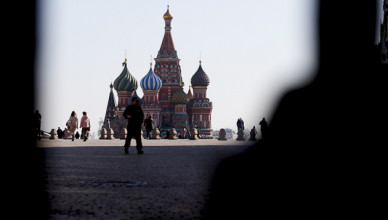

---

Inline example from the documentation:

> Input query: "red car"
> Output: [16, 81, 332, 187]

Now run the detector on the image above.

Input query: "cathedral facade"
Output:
[104, 6, 213, 137]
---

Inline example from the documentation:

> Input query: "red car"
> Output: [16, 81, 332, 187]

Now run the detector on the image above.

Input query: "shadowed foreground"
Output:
[41, 144, 252, 219]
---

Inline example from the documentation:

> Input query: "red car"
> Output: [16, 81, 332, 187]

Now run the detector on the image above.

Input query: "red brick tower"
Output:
[153, 6, 183, 131]
[187, 60, 213, 136]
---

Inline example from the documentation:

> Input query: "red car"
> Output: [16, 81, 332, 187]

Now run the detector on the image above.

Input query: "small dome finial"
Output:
[163, 5, 173, 20]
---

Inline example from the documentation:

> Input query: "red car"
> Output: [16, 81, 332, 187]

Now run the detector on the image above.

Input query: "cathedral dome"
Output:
[163, 6, 173, 20]
[191, 61, 210, 87]
[172, 86, 190, 105]
[113, 59, 138, 91]
[140, 65, 163, 91]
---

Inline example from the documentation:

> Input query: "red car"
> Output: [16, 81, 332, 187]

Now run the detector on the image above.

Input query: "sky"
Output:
[36, 0, 319, 138]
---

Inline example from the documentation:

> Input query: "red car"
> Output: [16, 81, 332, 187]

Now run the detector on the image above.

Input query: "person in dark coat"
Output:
[259, 117, 268, 139]
[236, 118, 244, 131]
[123, 97, 144, 154]
[249, 126, 258, 141]
[144, 114, 153, 139]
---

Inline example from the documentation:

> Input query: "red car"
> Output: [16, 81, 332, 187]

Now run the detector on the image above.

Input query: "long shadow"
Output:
[202, 1, 386, 219]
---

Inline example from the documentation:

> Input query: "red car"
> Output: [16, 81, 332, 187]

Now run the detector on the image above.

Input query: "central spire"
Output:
[157, 5, 178, 59]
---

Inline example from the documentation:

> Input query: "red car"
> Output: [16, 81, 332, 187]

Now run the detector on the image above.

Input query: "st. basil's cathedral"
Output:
[104, 6, 213, 138]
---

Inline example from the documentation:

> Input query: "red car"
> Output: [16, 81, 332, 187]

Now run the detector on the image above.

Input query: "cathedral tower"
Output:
[154, 6, 183, 130]
[187, 60, 213, 136]
[140, 62, 163, 128]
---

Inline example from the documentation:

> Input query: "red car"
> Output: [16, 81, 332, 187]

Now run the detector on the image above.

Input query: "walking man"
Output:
[259, 117, 269, 139]
[80, 111, 91, 141]
[123, 97, 144, 154]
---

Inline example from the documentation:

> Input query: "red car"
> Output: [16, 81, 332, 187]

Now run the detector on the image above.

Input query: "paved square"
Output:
[39, 139, 254, 219]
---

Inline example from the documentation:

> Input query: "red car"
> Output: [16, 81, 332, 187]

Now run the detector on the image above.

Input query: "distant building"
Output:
[103, 6, 213, 137]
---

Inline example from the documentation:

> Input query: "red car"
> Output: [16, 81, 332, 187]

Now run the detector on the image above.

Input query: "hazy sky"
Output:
[36, 0, 318, 137]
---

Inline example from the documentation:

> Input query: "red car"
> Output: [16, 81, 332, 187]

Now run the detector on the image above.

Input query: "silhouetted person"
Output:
[259, 117, 268, 139]
[33, 110, 41, 140]
[202, 1, 384, 219]
[57, 127, 63, 139]
[236, 118, 244, 131]
[144, 114, 153, 139]
[123, 97, 144, 154]
[249, 126, 258, 141]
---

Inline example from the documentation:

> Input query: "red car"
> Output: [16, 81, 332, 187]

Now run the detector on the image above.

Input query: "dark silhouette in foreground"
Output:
[123, 97, 144, 155]
[259, 117, 268, 139]
[202, 1, 385, 219]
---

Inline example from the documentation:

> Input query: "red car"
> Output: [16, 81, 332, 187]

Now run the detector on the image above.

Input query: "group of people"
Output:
[237, 117, 269, 141]
[65, 111, 91, 142]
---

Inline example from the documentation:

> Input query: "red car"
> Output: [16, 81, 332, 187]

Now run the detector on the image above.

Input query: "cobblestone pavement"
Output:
[39, 139, 254, 219]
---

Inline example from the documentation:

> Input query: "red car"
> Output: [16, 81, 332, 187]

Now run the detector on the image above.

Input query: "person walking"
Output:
[237, 118, 245, 131]
[259, 117, 269, 139]
[67, 111, 78, 141]
[57, 127, 63, 139]
[104, 119, 110, 130]
[180, 127, 187, 139]
[33, 110, 41, 140]
[123, 97, 144, 154]
[80, 111, 91, 141]
[144, 114, 153, 139]
[249, 126, 258, 141]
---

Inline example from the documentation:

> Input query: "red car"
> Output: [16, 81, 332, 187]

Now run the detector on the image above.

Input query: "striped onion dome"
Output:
[140, 65, 163, 91]
[113, 59, 138, 91]
[172, 86, 190, 105]
[191, 60, 210, 87]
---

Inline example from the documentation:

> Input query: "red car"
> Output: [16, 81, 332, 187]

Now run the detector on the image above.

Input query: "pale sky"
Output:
[36, 0, 318, 137]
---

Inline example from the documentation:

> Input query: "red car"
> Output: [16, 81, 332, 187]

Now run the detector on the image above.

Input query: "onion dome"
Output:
[113, 59, 138, 91]
[163, 5, 173, 20]
[140, 63, 163, 91]
[191, 60, 210, 87]
[172, 86, 190, 105]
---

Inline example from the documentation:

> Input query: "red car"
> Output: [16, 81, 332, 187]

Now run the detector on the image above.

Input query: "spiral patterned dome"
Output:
[191, 61, 210, 87]
[113, 60, 138, 91]
[172, 86, 190, 105]
[140, 67, 163, 91]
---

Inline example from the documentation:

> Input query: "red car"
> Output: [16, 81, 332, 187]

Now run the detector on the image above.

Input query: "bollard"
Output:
[236, 128, 245, 141]
[99, 128, 107, 139]
[169, 128, 178, 140]
[49, 129, 57, 140]
[120, 128, 127, 140]
[106, 128, 115, 140]
[151, 128, 161, 139]
[218, 128, 227, 141]
[190, 128, 199, 140]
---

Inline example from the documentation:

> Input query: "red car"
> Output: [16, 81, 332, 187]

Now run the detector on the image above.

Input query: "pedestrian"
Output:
[237, 118, 245, 131]
[80, 111, 91, 141]
[33, 110, 41, 140]
[123, 97, 144, 155]
[249, 126, 258, 141]
[180, 127, 187, 139]
[104, 119, 110, 130]
[66, 111, 78, 141]
[144, 114, 153, 139]
[259, 117, 269, 139]
[57, 127, 63, 139]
